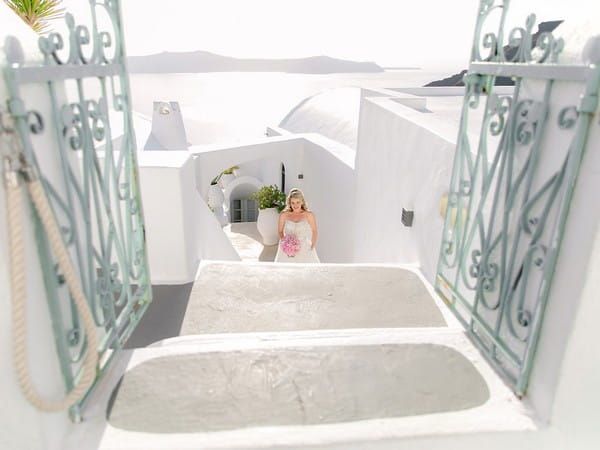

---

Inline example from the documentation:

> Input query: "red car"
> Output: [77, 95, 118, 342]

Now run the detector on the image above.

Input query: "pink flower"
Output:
[280, 235, 301, 257]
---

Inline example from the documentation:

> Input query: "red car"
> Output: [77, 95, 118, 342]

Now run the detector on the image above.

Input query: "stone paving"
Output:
[223, 222, 277, 262]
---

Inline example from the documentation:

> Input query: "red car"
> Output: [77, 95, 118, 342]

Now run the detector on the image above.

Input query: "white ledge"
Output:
[470, 62, 592, 82]
[11, 62, 121, 84]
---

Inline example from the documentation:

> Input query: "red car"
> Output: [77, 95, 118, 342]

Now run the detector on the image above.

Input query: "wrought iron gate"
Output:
[2, 0, 151, 419]
[435, 0, 600, 396]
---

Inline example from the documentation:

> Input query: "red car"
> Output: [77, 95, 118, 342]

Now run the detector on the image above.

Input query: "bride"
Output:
[274, 188, 320, 263]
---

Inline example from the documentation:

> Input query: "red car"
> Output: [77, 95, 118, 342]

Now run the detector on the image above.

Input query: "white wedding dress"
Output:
[274, 220, 320, 263]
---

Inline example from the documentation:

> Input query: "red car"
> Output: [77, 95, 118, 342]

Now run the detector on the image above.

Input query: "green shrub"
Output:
[250, 185, 286, 212]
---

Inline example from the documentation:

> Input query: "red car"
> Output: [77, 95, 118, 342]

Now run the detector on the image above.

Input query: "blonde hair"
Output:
[283, 188, 309, 212]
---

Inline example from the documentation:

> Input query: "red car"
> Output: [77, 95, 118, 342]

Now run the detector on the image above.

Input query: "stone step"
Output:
[63, 263, 525, 450]
[179, 261, 454, 336]
[125, 261, 459, 349]
[70, 328, 534, 450]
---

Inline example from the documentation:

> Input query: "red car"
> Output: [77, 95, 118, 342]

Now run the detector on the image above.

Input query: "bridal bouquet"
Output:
[280, 235, 301, 257]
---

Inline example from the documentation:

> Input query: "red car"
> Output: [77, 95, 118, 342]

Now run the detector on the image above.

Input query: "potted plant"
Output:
[250, 185, 286, 245]
[219, 165, 239, 188]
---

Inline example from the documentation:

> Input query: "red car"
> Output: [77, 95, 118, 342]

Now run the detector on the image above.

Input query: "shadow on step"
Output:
[125, 283, 194, 348]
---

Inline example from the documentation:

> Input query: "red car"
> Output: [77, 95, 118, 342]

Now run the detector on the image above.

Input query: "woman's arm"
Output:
[278, 212, 286, 239]
[308, 212, 318, 249]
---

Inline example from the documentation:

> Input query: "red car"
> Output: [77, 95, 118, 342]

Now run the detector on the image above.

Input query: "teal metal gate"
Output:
[2, 1, 151, 419]
[435, 0, 600, 396]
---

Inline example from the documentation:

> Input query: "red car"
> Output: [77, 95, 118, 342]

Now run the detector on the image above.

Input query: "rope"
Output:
[7, 177, 99, 412]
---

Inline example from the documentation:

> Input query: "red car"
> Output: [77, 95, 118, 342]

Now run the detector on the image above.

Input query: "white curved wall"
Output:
[279, 87, 360, 150]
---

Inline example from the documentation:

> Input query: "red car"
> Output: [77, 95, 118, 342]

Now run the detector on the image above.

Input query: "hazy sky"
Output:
[54, 0, 600, 71]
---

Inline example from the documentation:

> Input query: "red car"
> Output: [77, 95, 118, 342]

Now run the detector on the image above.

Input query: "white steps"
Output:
[64, 262, 534, 450]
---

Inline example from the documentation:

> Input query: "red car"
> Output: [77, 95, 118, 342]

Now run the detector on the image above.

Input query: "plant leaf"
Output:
[4, 0, 65, 34]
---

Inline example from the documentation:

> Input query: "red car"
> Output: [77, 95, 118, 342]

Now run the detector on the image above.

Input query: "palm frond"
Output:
[4, 0, 65, 34]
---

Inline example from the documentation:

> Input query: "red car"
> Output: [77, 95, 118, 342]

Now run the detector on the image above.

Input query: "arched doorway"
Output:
[224, 176, 263, 223]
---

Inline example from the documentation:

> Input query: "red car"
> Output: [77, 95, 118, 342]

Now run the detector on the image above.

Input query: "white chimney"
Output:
[144, 101, 189, 151]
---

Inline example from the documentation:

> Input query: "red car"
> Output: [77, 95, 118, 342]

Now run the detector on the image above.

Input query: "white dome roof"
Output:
[279, 87, 360, 150]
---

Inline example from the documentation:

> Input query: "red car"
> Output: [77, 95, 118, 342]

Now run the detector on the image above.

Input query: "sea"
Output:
[127, 69, 450, 146]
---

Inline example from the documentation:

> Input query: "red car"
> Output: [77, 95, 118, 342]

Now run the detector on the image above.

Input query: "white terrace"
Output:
[1, 1, 599, 450]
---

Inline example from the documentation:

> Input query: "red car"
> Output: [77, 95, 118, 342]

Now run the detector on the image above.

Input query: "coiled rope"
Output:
[6, 172, 99, 412]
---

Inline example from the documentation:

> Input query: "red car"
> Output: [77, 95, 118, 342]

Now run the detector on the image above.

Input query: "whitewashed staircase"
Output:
[65, 262, 533, 450]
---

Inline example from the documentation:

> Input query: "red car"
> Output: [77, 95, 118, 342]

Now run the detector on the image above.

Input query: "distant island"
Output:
[425, 20, 563, 87]
[127, 51, 384, 74]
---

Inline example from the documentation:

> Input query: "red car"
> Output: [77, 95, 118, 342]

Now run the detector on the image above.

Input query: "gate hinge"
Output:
[7, 98, 27, 118]
[578, 93, 598, 114]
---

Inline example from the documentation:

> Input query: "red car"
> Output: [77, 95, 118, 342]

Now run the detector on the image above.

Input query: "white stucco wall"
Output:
[0, 12, 80, 449]
[353, 93, 458, 282]
[300, 136, 355, 263]
[191, 136, 304, 200]
[229, 160, 265, 180]
[137, 151, 239, 284]
[524, 82, 600, 426]
[548, 224, 600, 448]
